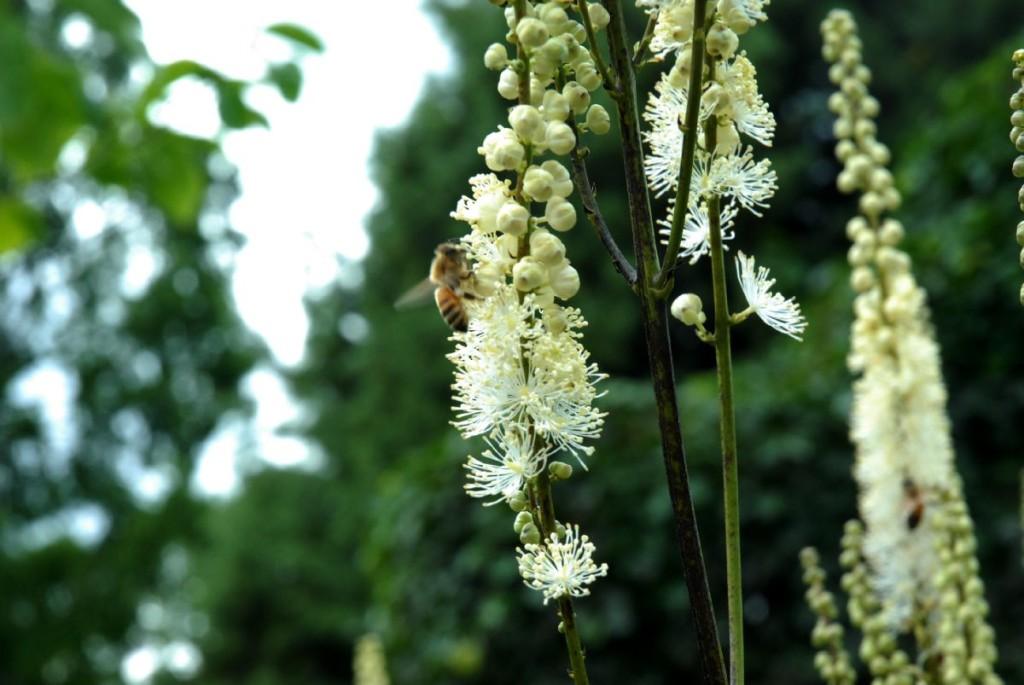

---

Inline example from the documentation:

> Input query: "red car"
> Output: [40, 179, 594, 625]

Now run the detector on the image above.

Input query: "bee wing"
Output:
[393, 278, 437, 310]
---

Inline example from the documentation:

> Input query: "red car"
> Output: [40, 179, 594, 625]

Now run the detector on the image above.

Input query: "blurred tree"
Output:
[0, 2, 318, 683]
[6, 1, 1015, 685]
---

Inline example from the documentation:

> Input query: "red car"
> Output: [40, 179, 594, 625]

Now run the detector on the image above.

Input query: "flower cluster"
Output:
[818, 11, 1002, 682]
[1011, 49, 1024, 304]
[643, 0, 805, 340]
[447, 1, 613, 607]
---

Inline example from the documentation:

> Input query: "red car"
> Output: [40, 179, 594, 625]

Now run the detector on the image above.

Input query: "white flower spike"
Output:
[734, 251, 806, 340]
[517, 524, 609, 604]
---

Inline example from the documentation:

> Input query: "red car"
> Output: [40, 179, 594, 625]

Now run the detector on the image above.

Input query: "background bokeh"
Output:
[1, 1, 1022, 684]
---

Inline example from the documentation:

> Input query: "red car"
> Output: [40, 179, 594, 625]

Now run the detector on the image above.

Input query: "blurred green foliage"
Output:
[2, 1, 1023, 685]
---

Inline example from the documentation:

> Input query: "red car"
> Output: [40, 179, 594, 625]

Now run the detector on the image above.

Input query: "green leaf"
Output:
[216, 81, 269, 129]
[266, 23, 324, 52]
[137, 60, 220, 116]
[267, 63, 302, 102]
[0, 198, 41, 253]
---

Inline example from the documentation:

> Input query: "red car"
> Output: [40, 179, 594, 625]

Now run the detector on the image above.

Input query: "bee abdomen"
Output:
[435, 286, 468, 332]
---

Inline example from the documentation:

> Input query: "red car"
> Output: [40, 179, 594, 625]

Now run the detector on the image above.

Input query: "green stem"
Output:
[574, 0, 618, 92]
[654, 0, 709, 290]
[511, 8, 590, 683]
[705, 120, 744, 683]
[604, 2, 727, 683]
[533, 470, 590, 685]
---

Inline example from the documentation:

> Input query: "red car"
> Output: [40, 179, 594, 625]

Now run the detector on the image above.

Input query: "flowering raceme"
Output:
[644, 0, 805, 341]
[808, 11, 1002, 683]
[443, 2, 617, 644]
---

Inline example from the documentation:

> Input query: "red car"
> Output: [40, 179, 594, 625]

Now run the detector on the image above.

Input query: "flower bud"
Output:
[716, 121, 740, 155]
[539, 4, 569, 35]
[515, 17, 549, 49]
[587, 3, 610, 30]
[541, 160, 573, 197]
[585, 104, 610, 134]
[545, 196, 577, 231]
[513, 257, 547, 291]
[707, 24, 739, 59]
[509, 104, 545, 144]
[530, 228, 566, 264]
[545, 120, 576, 155]
[541, 90, 570, 121]
[879, 218, 904, 245]
[484, 43, 508, 70]
[519, 522, 541, 544]
[670, 293, 704, 326]
[478, 128, 525, 171]
[549, 261, 580, 299]
[575, 61, 602, 91]
[523, 165, 555, 201]
[508, 491, 528, 512]
[497, 67, 520, 100]
[497, 201, 530, 236]
[513, 511, 534, 533]
[548, 461, 573, 480]
[562, 80, 590, 114]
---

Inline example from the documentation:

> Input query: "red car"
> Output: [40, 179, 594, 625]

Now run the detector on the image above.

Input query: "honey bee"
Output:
[395, 242, 478, 331]
[902, 477, 925, 531]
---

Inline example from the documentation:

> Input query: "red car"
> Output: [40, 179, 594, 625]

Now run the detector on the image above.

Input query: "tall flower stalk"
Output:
[800, 11, 1002, 685]
[1011, 48, 1024, 303]
[445, 2, 625, 681]
[568, 1, 803, 683]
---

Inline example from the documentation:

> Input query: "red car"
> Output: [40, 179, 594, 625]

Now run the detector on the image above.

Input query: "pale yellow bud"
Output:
[707, 24, 739, 59]
[548, 260, 580, 299]
[509, 104, 546, 144]
[497, 201, 530, 236]
[541, 90, 571, 121]
[515, 17, 549, 49]
[545, 196, 577, 231]
[497, 68, 520, 100]
[585, 104, 610, 135]
[545, 120, 576, 155]
[513, 257, 547, 291]
[484, 43, 508, 70]
[530, 228, 566, 264]
[670, 293, 704, 326]
[587, 3, 610, 30]
[562, 81, 590, 114]
[523, 166, 555, 201]
[541, 160, 573, 197]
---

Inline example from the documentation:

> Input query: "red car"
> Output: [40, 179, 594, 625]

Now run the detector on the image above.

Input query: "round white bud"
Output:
[549, 261, 581, 299]
[539, 4, 569, 34]
[670, 293, 704, 326]
[587, 3, 610, 30]
[515, 17, 549, 49]
[879, 219, 904, 245]
[543, 304, 569, 334]
[509, 104, 546, 144]
[513, 257, 548, 291]
[541, 90, 571, 121]
[475, 191, 506, 234]
[530, 229, 566, 264]
[562, 80, 590, 114]
[850, 267, 874, 293]
[707, 24, 739, 59]
[478, 128, 525, 171]
[523, 165, 555, 201]
[497, 201, 530, 236]
[538, 37, 567, 64]
[497, 68, 520, 100]
[545, 120, 576, 155]
[585, 104, 611, 134]
[484, 43, 508, 70]
[541, 160, 573, 197]
[575, 61, 602, 91]
[545, 196, 577, 231]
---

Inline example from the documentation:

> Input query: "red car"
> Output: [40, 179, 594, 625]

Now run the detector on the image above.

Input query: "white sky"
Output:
[107, 5, 451, 681]
[127, 0, 453, 367]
